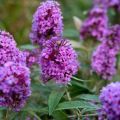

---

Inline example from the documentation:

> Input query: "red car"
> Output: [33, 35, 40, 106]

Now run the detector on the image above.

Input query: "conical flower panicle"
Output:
[30, 0, 63, 47]
[91, 25, 120, 80]
[80, 7, 108, 41]
[99, 82, 120, 119]
[0, 30, 26, 66]
[0, 62, 31, 111]
[91, 43, 117, 80]
[39, 37, 79, 84]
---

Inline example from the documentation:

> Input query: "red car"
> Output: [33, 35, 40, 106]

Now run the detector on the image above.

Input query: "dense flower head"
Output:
[99, 82, 120, 119]
[80, 7, 108, 41]
[30, 0, 63, 47]
[0, 62, 31, 111]
[0, 30, 26, 66]
[39, 37, 79, 84]
[91, 43, 117, 80]
[94, 0, 120, 10]
[91, 25, 120, 80]
[0, 30, 17, 49]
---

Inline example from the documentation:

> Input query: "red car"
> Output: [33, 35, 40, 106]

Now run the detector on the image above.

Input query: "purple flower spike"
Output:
[91, 43, 117, 80]
[91, 25, 120, 80]
[0, 62, 31, 111]
[99, 82, 120, 119]
[30, 0, 63, 47]
[80, 7, 108, 41]
[0, 30, 26, 66]
[39, 37, 79, 84]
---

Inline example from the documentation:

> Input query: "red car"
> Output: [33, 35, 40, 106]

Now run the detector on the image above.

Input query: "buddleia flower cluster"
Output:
[80, 7, 108, 41]
[0, 31, 26, 66]
[39, 37, 79, 84]
[30, 0, 63, 47]
[99, 82, 120, 119]
[92, 25, 120, 80]
[30, 0, 79, 84]
[0, 31, 31, 111]
[0, 62, 31, 111]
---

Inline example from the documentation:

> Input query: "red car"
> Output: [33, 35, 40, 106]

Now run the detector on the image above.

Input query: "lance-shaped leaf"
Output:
[48, 88, 65, 115]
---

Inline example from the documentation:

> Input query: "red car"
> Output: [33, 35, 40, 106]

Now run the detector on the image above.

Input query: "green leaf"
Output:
[52, 111, 68, 120]
[29, 111, 41, 120]
[56, 101, 99, 110]
[71, 80, 91, 92]
[75, 94, 100, 102]
[48, 88, 65, 115]
[9, 112, 18, 120]
[0, 107, 6, 110]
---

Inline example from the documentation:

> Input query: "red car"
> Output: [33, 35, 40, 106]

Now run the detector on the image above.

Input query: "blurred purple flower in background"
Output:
[94, 0, 120, 11]
[99, 82, 120, 119]
[30, 0, 63, 47]
[91, 25, 120, 80]
[80, 7, 108, 41]
[0, 62, 31, 111]
[101, 25, 120, 52]
[39, 37, 79, 84]
[23, 49, 40, 67]
[91, 42, 117, 80]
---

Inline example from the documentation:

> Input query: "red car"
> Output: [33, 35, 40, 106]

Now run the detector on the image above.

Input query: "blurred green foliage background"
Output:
[0, 0, 92, 45]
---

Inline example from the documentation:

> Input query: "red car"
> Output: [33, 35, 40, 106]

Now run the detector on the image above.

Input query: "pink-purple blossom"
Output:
[0, 30, 26, 66]
[39, 37, 79, 84]
[91, 25, 120, 80]
[99, 82, 120, 119]
[30, 0, 63, 47]
[0, 62, 31, 111]
[80, 7, 108, 41]
[91, 43, 117, 80]
[94, 0, 120, 11]
[23, 49, 40, 67]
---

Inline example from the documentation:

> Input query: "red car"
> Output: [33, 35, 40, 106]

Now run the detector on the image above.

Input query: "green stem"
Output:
[65, 88, 71, 101]
[72, 76, 91, 82]
[81, 113, 98, 117]
[4, 109, 9, 120]
[29, 111, 41, 120]
[65, 88, 82, 119]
